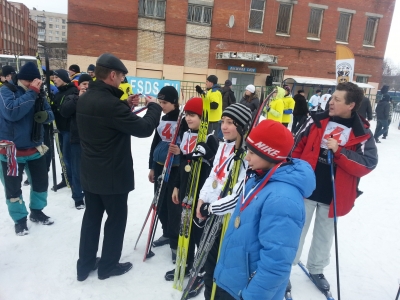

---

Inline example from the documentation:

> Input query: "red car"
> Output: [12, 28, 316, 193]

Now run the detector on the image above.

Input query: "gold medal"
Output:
[234, 216, 241, 229]
[212, 180, 218, 189]
[184, 164, 191, 172]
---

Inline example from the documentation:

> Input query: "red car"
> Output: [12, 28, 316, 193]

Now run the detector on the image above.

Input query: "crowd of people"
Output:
[1, 52, 394, 299]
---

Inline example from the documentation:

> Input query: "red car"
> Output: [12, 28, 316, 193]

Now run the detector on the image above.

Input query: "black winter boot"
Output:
[15, 217, 29, 236]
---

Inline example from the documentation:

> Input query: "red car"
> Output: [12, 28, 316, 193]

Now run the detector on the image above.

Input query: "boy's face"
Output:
[221, 116, 238, 141]
[158, 100, 175, 114]
[79, 81, 89, 91]
[205, 80, 213, 89]
[245, 149, 276, 170]
[185, 112, 201, 130]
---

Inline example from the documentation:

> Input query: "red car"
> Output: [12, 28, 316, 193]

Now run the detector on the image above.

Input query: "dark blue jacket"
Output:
[214, 158, 315, 300]
[0, 82, 54, 149]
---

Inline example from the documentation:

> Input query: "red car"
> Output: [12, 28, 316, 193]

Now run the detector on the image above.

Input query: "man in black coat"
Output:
[374, 85, 390, 143]
[76, 53, 162, 281]
[292, 89, 309, 134]
[357, 93, 373, 121]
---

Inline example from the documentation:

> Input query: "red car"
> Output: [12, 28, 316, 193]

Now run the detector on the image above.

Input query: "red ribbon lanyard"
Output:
[240, 162, 283, 212]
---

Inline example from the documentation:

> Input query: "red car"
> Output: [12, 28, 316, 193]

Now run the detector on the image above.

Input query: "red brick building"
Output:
[0, 1, 37, 56]
[68, 0, 395, 89]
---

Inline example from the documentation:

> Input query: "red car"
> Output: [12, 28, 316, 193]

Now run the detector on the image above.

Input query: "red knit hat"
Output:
[246, 120, 294, 163]
[184, 97, 203, 116]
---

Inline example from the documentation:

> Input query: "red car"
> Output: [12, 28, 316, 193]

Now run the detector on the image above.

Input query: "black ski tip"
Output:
[146, 250, 155, 259]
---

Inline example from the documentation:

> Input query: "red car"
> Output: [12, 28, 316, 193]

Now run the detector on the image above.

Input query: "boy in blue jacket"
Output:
[214, 120, 316, 300]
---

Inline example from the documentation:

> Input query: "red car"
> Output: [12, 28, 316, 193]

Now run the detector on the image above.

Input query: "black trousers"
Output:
[2, 154, 48, 199]
[77, 191, 128, 277]
[204, 229, 233, 300]
[43, 124, 52, 172]
[153, 163, 180, 250]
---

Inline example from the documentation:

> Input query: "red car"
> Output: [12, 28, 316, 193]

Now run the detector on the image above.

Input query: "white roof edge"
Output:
[284, 77, 376, 89]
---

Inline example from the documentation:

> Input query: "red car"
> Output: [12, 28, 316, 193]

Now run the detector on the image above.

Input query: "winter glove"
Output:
[195, 85, 205, 95]
[192, 142, 213, 160]
[210, 102, 219, 109]
[199, 202, 211, 218]
[34, 111, 48, 123]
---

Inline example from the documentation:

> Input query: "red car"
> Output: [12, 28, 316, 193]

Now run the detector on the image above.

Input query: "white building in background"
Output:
[29, 8, 68, 43]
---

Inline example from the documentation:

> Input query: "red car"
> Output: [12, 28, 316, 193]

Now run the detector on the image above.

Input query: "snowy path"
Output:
[0, 120, 399, 300]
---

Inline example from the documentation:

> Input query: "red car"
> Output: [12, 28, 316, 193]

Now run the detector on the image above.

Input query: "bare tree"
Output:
[383, 58, 400, 76]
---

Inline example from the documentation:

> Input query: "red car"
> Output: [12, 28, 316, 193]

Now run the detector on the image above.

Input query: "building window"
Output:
[49, 36, 52, 41]
[62, 19, 66, 24]
[276, 3, 293, 35]
[56, 25, 59, 29]
[62, 25, 65, 29]
[363, 17, 379, 46]
[49, 24, 53, 28]
[270, 68, 285, 84]
[56, 18, 60, 22]
[356, 76, 369, 83]
[56, 31, 59, 35]
[249, 0, 266, 31]
[138, 0, 166, 19]
[38, 29, 45, 34]
[307, 8, 324, 38]
[62, 32, 66, 36]
[49, 30, 52, 34]
[187, 4, 212, 25]
[49, 18, 53, 22]
[55, 37, 59, 41]
[62, 38, 66, 42]
[336, 13, 352, 42]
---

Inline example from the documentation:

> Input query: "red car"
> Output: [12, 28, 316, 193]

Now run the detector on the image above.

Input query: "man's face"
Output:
[205, 80, 213, 89]
[5, 74, 12, 82]
[110, 71, 125, 88]
[88, 71, 95, 78]
[79, 81, 89, 91]
[53, 75, 65, 87]
[68, 70, 75, 77]
[329, 90, 354, 118]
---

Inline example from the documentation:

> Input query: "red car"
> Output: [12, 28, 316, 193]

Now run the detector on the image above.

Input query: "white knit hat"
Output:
[246, 84, 255, 93]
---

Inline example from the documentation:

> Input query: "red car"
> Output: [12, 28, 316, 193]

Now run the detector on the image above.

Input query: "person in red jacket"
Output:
[290, 82, 378, 293]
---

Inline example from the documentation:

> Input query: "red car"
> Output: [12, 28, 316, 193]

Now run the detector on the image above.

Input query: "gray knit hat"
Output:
[222, 103, 252, 129]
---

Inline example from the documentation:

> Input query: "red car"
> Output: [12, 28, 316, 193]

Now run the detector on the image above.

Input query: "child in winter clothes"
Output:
[266, 87, 285, 123]
[148, 86, 184, 260]
[195, 103, 253, 300]
[164, 98, 218, 284]
[214, 120, 316, 300]
[282, 85, 295, 128]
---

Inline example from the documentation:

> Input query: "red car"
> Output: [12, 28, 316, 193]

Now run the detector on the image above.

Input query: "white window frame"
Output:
[248, 0, 266, 32]
[307, 7, 325, 39]
[363, 17, 379, 46]
[187, 4, 212, 26]
[336, 12, 353, 43]
[276, 3, 293, 35]
[138, 0, 166, 19]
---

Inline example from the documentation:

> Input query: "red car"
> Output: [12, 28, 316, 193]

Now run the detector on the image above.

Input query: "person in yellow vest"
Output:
[282, 85, 295, 128]
[266, 86, 285, 123]
[119, 76, 133, 100]
[195, 75, 222, 137]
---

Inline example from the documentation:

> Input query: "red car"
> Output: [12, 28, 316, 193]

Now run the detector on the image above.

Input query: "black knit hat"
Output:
[207, 75, 218, 85]
[53, 69, 71, 83]
[157, 86, 179, 104]
[87, 64, 95, 72]
[2, 65, 16, 77]
[78, 74, 93, 85]
[69, 64, 80, 73]
[225, 79, 232, 86]
[16, 62, 40, 81]
[222, 103, 252, 129]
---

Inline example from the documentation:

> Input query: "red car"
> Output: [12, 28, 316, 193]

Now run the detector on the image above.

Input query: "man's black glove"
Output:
[34, 111, 48, 123]
[192, 142, 213, 160]
[195, 85, 205, 95]
[200, 202, 211, 218]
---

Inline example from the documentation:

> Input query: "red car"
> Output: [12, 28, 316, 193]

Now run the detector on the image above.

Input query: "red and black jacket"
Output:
[291, 110, 378, 217]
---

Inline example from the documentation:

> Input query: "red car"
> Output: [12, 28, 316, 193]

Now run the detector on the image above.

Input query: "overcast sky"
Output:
[13, 0, 400, 66]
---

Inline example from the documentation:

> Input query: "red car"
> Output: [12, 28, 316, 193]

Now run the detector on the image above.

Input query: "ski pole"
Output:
[328, 149, 341, 300]
[395, 282, 400, 300]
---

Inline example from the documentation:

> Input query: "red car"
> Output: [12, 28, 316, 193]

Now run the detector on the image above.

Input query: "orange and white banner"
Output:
[336, 45, 355, 84]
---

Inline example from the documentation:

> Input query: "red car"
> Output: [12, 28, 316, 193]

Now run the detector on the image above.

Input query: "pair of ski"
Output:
[180, 89, 277, 300]
[134, 106, 185, 260]
[285, 262, 335, 300]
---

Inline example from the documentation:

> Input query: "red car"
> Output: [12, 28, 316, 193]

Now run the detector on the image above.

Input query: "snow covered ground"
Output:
[0, 119, 399, 300]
